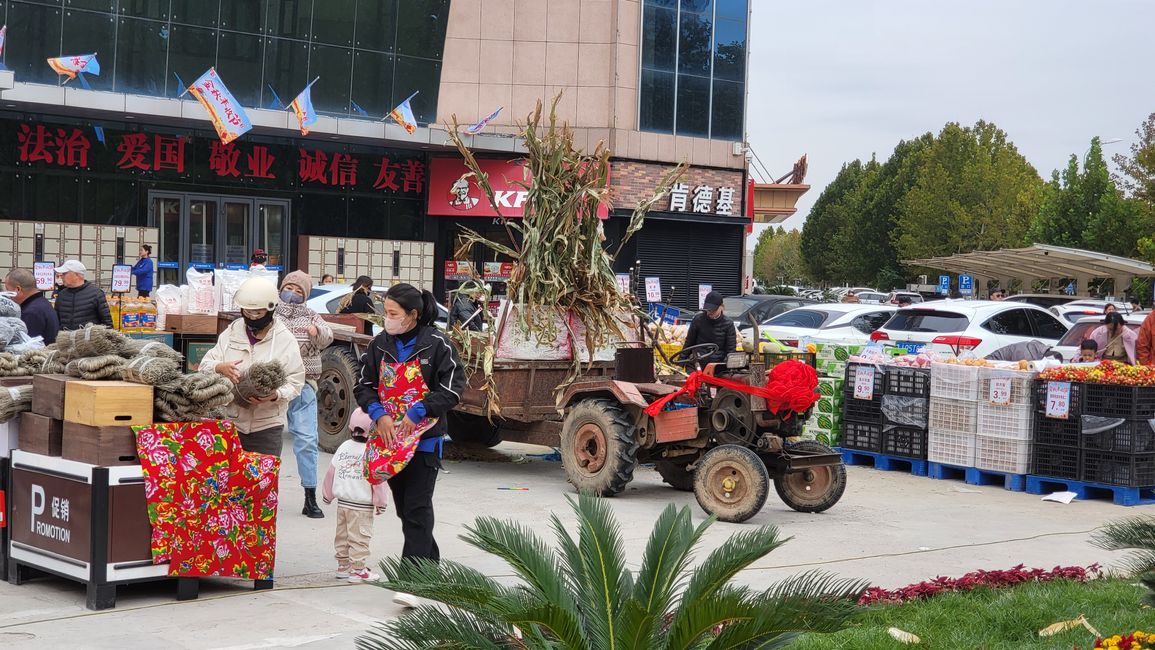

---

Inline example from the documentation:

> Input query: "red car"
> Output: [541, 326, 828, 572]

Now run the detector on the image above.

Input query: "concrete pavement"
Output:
[0, 439, 1137, 649]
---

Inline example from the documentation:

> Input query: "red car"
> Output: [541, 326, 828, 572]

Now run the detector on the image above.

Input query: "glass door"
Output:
[222, 199, 253, 269]
[153, 194, 183, 286]
[257, 200, 288, 271]
[188, 198, 218, 270]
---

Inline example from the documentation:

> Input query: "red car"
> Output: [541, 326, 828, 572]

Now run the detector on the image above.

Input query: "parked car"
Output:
[722, 294, 818, 327]
[306, 284, 449, 332]
[854, 291, 889, 305]
[1004, 293, 1089, 309]
[743, 304, 898, 347]
[1048, 313, 1145, 361]
[1050, 301, 1136, 325]
[886, 291, 925, 305]
[870, 300, 1070, 358]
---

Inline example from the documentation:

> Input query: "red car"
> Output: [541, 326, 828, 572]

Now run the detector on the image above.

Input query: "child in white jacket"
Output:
[321, 409, 390, 582]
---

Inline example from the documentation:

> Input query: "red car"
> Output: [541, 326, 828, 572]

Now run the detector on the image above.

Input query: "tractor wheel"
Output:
[655, 461, 695, 492]
[693, 445, 770, 523]
[446, 411, 503, 448]
[774, 440, 847, 514]
[560, 399, 639, 497]
[317, 347, 360, 454]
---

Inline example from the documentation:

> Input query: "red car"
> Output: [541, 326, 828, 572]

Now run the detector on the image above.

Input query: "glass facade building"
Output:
[0, 0, 449, 123]
[639, 0, 748, 139]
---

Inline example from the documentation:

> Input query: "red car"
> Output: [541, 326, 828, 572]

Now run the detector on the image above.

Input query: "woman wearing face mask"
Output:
[275, 271, 334, 518]
[339, 275, 376, 336]
[1090, 311, 1138, 364]
[201, 277, 306, 457]
[353, 283, 464, 609]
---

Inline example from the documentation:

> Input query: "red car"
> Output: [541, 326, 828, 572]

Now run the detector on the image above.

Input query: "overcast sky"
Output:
[747, 0, 1155, 238]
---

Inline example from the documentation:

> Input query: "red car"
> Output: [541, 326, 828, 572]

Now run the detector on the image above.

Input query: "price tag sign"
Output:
[645, 277, 662, 303]
[33, 261, 56, 291]
[616, 274, 631, 295]
[853, 366, 876, 400]
[989, 377, 1012, 406]
[111, 264, 132, 293]
[1045, 381, 1071, 420]
[698, 284, 713, 309]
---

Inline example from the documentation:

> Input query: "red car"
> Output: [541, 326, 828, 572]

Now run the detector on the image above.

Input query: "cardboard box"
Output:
[61, 421, 139, 466]
[19, 412, 63, 456]
[164, 314, 219, 334]
[64, 380, 154, 427]
[32, 373, 73, 420]
[817, 378, 845, 397]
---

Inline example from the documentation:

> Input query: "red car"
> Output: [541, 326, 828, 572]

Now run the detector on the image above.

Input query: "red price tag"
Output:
[853, 367, 876, 400]
[1045, 381, 1071, 419]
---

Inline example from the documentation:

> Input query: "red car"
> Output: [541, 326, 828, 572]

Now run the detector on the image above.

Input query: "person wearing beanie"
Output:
[681, 290, 735, 368]
[276, 270, 334, 518]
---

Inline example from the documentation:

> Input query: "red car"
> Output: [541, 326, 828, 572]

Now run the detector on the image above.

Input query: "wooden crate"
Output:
[32, 373, 72, 420]
[61, 422, 139, 466]
[64, 380, 154, 427]
[164, 314, 219, 334]
[0, 377, 33, 387]
[19, 412, 63, 456]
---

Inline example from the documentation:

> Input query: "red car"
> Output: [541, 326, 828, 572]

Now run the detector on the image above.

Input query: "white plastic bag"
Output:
[154, 284, 182, 330]
[185, 268, 216, 315]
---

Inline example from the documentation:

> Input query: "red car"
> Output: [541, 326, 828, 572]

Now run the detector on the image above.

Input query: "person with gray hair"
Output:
[4, 268, 59, 344]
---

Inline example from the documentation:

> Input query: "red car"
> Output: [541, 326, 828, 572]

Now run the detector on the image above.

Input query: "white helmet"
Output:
[233, 278, 279, 310]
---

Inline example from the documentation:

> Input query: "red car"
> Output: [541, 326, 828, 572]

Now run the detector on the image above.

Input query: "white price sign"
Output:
[698, 284, 713, 309]
[33, 261, 56, 290]
[1045, 381, 1071, 420]
[989, 377, 1012, 406]
[645, 277, 662, 303]
[111, 264, 132, 293]
[616, 273, 631, 295]
[853, 366, 876, 400]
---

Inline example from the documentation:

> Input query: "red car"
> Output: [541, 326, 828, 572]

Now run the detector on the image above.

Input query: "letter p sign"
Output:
[31, 484, 45, 532]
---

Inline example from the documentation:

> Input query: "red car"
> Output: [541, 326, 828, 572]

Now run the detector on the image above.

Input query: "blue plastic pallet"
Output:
[1026, 475, 1155, 507]
[836, 448, 928, 476]
[927, 463, 1026, 492]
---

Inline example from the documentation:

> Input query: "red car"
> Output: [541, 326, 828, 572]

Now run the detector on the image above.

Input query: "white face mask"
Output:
[384, 316, 412, 335]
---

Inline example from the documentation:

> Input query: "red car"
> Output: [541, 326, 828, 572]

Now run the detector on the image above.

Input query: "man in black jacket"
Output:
[449, 287, 484, 331]
[682, 290, 736, 368]
[4, 268, 60, 343]
[53, 260, 113, 330]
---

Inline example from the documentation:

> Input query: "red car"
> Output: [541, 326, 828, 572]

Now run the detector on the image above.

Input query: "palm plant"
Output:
[1091, 516, 1155, 606]
[356, 493, 866, 650]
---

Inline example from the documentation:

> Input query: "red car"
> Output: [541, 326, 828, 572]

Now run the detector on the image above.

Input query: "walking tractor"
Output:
[556, 343, 847, 523]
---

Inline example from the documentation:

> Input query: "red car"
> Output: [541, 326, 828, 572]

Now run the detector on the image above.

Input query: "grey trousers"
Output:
[240, 426, 284, 457]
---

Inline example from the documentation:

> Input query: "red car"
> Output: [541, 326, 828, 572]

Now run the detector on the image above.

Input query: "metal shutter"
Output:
[636, 221, 743, 312]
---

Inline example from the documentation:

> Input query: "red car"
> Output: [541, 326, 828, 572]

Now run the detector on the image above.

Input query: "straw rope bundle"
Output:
[66, 354, 126, 380]
[0, 384, 34, 423]
[56, 326, 134, 359]
[120, 355, 183, 386]
[154, 372, 235, 422]
[124, 339, 185, 362]
[234, 361, 286, 404]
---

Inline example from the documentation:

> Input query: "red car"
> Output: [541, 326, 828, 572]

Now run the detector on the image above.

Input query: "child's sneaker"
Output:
[347, 568, 380, 583]
[336, 566, 351, 579]
[392, 591, 420, 608]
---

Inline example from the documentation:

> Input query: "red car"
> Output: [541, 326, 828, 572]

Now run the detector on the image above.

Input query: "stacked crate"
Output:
[839, 362, 885, 452]
[1032, 380, 1084, 480]
[22, 375, 153, 466]
[880, 367, 932, 459]
[1078, 384, 1155, 487]
[801, 343, 862, 446]
[975, 368, 1037, 474]
[927, 363, 980, 467]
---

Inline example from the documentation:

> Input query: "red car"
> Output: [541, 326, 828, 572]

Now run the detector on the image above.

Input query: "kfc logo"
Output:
[448, 177, 480, 211]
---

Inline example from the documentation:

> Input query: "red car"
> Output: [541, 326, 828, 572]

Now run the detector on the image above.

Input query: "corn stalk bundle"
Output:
[66, 354, 126, 380]
[0, 384, 33, 423]
[234, 361, 286, 404]
[154, 372, 235, 422]
[120, 355, 183, 386]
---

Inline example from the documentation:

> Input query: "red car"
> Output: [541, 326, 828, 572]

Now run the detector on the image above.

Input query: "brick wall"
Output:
[611, 160, 745, 215]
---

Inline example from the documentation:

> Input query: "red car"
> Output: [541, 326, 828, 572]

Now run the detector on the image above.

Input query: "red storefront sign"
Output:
[482, 262, 515, 281]
[428, 157, 608, 218]
[444, 261, 476, 281]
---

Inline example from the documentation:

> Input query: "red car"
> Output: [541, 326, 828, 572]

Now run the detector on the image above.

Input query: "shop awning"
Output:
[904, 244, 1155, 282]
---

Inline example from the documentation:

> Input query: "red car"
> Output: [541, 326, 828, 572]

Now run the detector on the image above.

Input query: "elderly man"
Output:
[4, 268, 59, 343]
[53, 260, 113, 330]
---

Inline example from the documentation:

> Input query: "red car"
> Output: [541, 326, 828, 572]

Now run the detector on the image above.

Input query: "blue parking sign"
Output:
[938, 275, 950, 294]
[959, 274, 974, 295]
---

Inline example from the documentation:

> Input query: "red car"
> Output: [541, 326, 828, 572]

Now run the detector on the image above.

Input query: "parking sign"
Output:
[938, 275, 950, 294]
[959, 274, 974, 295]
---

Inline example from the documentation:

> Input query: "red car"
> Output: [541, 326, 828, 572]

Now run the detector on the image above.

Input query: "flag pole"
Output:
[381, 91, 419, 122]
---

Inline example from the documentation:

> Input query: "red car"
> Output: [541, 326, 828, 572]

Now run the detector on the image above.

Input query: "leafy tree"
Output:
[1114, 112, 1155, 206]
[357, 493, 865, 650]
[755, 229, 807, 287]
[800, 160, 870, 282]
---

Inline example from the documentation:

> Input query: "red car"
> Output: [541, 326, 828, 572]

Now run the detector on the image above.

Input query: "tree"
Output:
[1114, 112, 1155, 206]
[754, 229, 807, 287]
[800, 160, 870, 282]
[357, 493, 865, 649]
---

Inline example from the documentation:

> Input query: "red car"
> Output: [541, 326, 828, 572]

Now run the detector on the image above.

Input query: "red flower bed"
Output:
[858, 564, 1102, 606]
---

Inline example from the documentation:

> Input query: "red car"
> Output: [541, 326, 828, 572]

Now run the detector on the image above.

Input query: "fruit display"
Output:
[1039, 361, 1155, 386]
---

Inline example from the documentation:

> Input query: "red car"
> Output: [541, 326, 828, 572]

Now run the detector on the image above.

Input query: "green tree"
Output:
[800, 160, 870, 282]
[755, 229, 807, 287]
[357, 493, 865, 649]
[893, 121, 1044, 260]
[1114, 112, 1155, 206]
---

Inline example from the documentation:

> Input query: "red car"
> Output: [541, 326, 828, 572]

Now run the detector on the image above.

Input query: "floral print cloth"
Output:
[133, 420, 280, 580]
[363, 359, 437, 485]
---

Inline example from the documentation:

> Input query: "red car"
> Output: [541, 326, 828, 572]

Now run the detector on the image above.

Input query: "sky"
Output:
[746, 0, 1155, 239]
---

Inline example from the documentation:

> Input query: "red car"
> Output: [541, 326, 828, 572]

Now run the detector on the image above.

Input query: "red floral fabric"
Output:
[133, 420, 279, 580]
[363, 359, 437, 485]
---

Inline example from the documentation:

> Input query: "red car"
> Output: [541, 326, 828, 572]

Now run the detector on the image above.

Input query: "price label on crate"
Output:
[1045, 381, 1071, 419]
[853, 366, 876, 400]
[989, 377, 1012, 406]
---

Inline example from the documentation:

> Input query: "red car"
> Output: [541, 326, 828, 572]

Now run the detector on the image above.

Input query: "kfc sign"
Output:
[428, 157, 609, 218]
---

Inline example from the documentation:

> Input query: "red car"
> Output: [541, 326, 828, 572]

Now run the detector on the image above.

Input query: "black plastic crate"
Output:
[763, 351, 817, 370]
[1082, 384, 1155, 420]
[883, 367, 932, 398]
[881, 425, 928, 459]
[1033, 415, 1081, 448]
[845, 363, 884, 399]
[842, 391, 882, 423]
[1032, 443, 1081, 480]
[1032, 380, 1084, 419]
[1081, 416, 1155, 454]
[840, 420, 882, 452]
[1082, 450, 1155, 487]
[881, 394, 929, 429]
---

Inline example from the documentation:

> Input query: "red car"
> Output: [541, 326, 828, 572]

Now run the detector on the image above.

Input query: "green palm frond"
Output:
[1091, 516, 1155, 576]
[374, 557, 516, 624]
[677, 527, 790, 610]
[355, 604, 509, 650]
[462, 515, 577, 612]
[571, 492, 631, 650]
[665, 586, 767, 649]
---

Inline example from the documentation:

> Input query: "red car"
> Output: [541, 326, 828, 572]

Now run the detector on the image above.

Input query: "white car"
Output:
[870, 300, 1070, 358]
[305, 284, 449, 332]
[1049, 314, 1145, 361]
[743, 304, 898, 347]
[854, 291, 890, 305]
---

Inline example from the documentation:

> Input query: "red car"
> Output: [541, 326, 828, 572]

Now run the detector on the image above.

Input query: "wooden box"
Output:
[19, 412, 63, 456]
[164, 314, 219, 334]
[61, 421, 140, 466]
[0, 377, 33, 387]
[32, 373, 73, 420]
[64, 380, 154, 427]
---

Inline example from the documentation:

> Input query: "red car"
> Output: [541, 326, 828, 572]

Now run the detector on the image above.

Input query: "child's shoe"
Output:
[348, 568, 380, 583]
[336, 565, 351, 579]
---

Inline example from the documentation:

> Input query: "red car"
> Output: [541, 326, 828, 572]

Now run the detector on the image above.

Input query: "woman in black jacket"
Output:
[339, 275, 376, 335]
[354, 283, 464, 608]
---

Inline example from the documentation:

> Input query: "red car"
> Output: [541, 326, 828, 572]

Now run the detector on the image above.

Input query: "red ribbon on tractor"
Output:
[643, 359, 821, 418]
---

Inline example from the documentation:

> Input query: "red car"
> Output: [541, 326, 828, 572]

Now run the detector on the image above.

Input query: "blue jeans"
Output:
[287, 382, 319, 488]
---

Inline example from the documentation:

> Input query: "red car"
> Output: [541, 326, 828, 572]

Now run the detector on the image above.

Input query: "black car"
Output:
[722, 295, 818, 328]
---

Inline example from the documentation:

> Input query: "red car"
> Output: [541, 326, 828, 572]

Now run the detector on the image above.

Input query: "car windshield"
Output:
[1057, 321, 1140, 346]
[723, 297, 760, 318]
[1062, 310, 1104, 324]
[884, 309, 970, 333]
[765, 309, 830, 329]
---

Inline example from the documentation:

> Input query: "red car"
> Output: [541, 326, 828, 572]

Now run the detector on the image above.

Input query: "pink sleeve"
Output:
[321, 462, 336, 503]
[371, 481, 390, 510]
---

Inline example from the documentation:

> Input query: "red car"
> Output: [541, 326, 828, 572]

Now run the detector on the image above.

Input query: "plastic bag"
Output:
[881, 394, 929, 428]
[154, 284, 183, 330]
[184, 268, 216, 315]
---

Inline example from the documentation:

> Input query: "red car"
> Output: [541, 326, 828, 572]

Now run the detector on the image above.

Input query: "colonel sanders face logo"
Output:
[449, 178, 479, 211]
